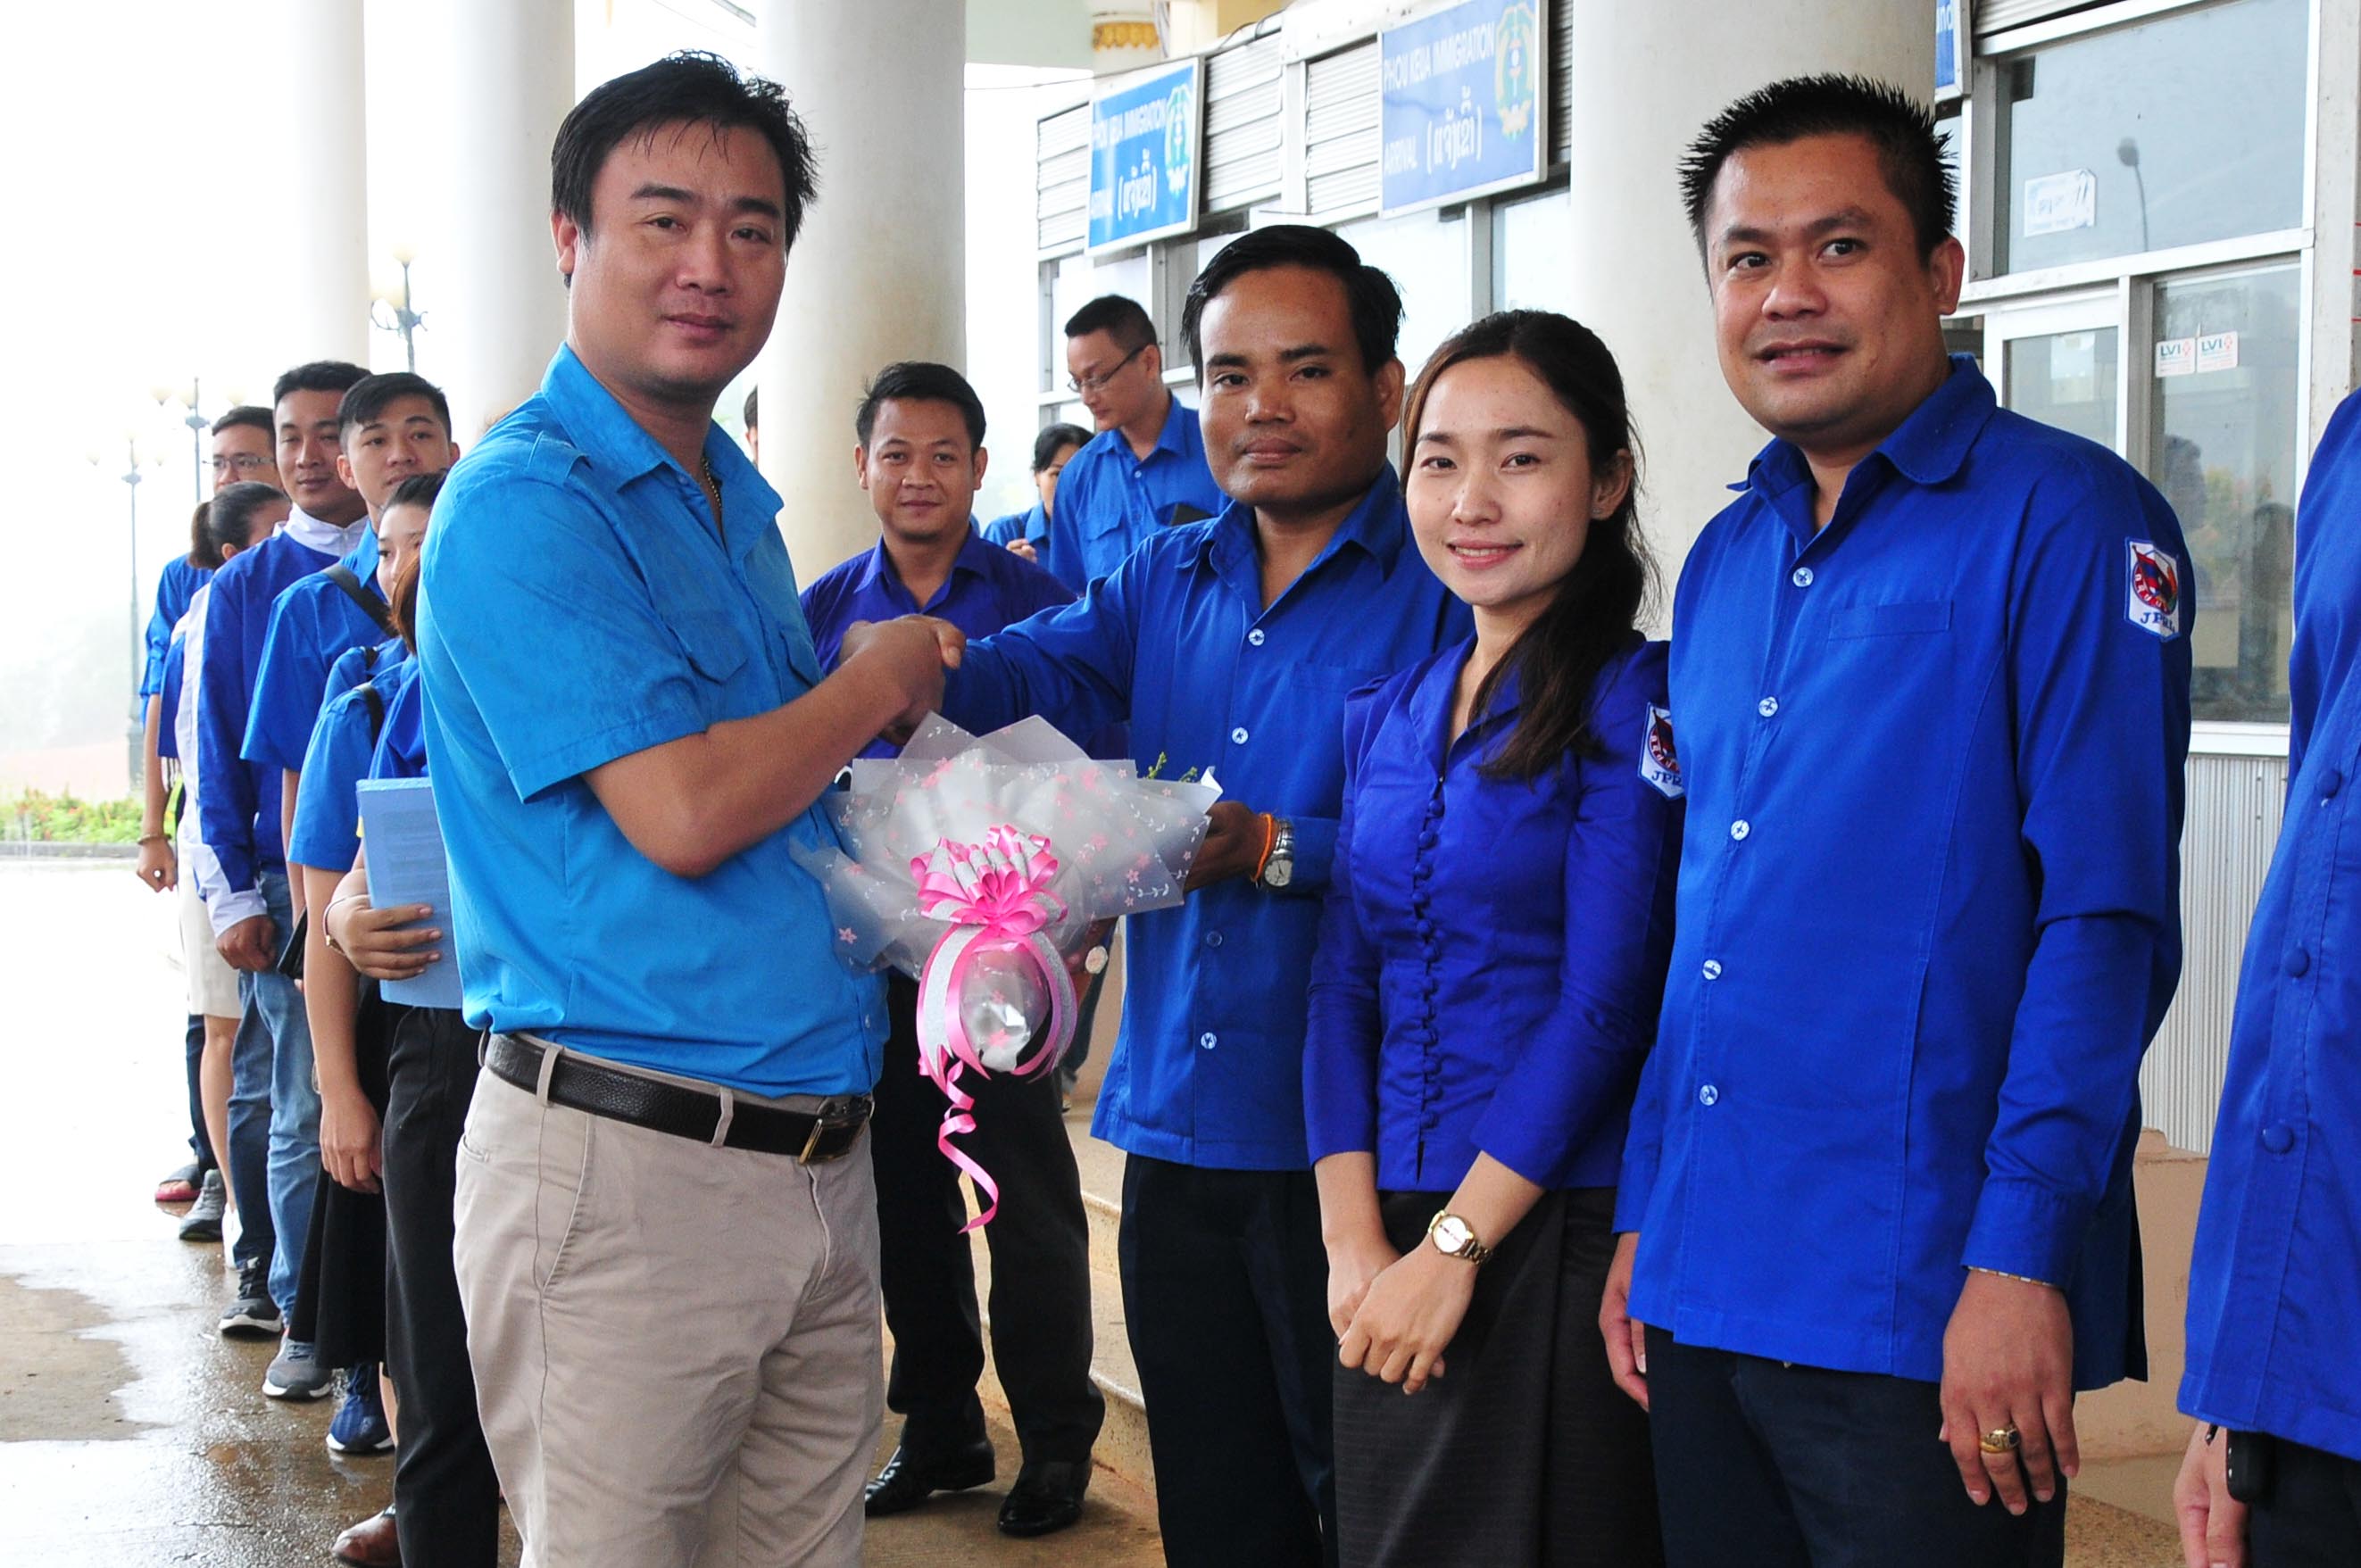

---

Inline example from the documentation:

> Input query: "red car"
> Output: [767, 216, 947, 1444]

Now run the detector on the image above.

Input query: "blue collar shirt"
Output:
[2182, 388, 2361, 1463]
[142, 556, 212, 698]
[417, 345, 884, 1099]
[800, 528, 1075, 760]
[246, 527, 390, 776]
[1620, 360, 2193, 1388]
[1043, 395, 1224, 593]
[288, 651, 412, 875]
[981, 503, 1049, 550]
[195, 507, 366, 933]
[943, 467, 1469, 1168]
[1306, 637, 1682, 1193]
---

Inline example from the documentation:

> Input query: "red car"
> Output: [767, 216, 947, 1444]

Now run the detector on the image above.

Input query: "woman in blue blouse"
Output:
[1307, 311, 1680, 1564]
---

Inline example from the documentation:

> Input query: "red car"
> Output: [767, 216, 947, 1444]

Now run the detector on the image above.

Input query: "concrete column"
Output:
[754, 0, 967, 585]
[442, 0, 576, 439]
[1560, 0, 1930, 601]
[278, 0, 371, 369]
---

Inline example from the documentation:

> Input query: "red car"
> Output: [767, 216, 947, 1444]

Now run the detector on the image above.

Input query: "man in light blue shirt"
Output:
[417, 54, 950, 1568]
[1042, 295, 1224, 592]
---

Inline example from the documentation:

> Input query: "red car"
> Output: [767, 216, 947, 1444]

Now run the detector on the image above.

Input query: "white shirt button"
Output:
[1247, 629, 1266, 647]
[1730, 819, 1750, 841]
[1792, 567, 1815, 587]
[1231, 726, 1249, 744]
[1701, 959, 1723, 980]
[1199, 1032, 1218, 1050]
[1758, 697, 1779, 718]
[1699, 1084, 1721, 1107]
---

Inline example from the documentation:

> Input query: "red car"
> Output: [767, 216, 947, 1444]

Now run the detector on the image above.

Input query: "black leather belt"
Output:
[483, 1033, 870, 1162]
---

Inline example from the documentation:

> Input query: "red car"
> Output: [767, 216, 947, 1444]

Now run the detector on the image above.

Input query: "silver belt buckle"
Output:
[797, 1099, 862, 1164]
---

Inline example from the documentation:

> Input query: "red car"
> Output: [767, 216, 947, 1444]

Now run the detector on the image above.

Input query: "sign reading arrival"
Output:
[1087, 58, 1202, 254]
[1379, 0, 1549, 218]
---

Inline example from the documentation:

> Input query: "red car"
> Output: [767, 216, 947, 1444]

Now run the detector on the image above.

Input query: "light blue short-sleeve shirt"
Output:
[416, 345, 884, 1098]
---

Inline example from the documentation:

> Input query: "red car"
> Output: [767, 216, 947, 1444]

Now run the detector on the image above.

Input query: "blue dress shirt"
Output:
[2182, 389, 2361, 1464]
[247, 528, 388, 776]
[1619, 360, 2192, 1389]
[800, 528, 1075, 760]
[944, 467, 1468, 1168]
[197, 524, 344, 923]
[1043, 396, 1224, 592]
[418, 345, 884, 1099]
[288, 654, 412, 874]
[372, 657, 427, 781]
[1306, 638, 1681, 1193]
[142, 557, 212, 698]
[981, 504, 1048, 549]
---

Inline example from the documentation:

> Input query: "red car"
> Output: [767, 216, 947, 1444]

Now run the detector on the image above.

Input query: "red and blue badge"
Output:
[1641, 705, 1683, 799]
[2126, 540, 2182, 641]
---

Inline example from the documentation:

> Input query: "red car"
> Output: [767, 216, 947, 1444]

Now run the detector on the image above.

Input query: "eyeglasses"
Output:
[1066, 342, 1148, 395]
[209, 453, 272, 476]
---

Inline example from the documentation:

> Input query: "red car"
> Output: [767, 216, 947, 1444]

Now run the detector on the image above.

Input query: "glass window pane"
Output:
[2004, 327, 2119, 452]
[1491, 188, 1575, 315]
[1050, 250, 1154, 364]
[1997, 0, 2306, 273]
[2149, 262, 2302, 723]
[1334, 208, 1472, 378]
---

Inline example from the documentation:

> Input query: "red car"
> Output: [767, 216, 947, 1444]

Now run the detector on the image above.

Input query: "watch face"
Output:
[1433, 1215, 1470, 1254]
[1264, 857, 1293, 888]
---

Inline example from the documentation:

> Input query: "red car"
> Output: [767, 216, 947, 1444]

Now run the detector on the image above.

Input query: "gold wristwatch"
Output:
[1426, 1211, 1492, 1264]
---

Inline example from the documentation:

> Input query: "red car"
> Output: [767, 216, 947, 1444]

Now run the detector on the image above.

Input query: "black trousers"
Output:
[182, 1012, 215, 1172]
[872, 974, 1103, 1466]
[1119, 1154, 1335, 1568]
[382, 1008, 499, 1568]
[1648, 1333, 2065, 1568]
[2247, 1434, 2361, 1565]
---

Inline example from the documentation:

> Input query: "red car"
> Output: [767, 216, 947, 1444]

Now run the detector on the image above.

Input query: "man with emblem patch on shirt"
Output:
[1599, 76, 2192, 1568]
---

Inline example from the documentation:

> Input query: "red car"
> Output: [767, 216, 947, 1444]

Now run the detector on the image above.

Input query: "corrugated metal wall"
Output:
[1550, 0, 1572, 167]
[1206, 31, 1285, 215]
[1303, 38, 1382, 222]
[1037, 101, 1090, 253]
[2143, 752, 2288, 1154]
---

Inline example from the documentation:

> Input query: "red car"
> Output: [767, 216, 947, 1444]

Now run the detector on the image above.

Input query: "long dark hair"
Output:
[1402, 311, 1654, 780]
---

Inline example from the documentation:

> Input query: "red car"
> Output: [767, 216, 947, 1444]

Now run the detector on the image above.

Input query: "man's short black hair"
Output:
[855, 361, 986, 451]
[1032, 422, 1090, 473]
[742, 385, 759, 432]
[212, 405, 274, 441]
[1062, 295, 1156, 353]
[1679, 74, 1956, 258]
[273, 361, 370, 409]
[386, 469, 447, 515]
[1181, 224, 1403, 379]
[339, 372, 453, 437]
[553, 51, 819, 248]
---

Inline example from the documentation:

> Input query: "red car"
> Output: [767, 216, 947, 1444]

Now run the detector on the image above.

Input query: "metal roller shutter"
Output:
[1304, 39, 1381, 222]
[1036, 102, 1090, 255]
[1551, 0, 1571, 167]
[1206, 31, 1285, 214]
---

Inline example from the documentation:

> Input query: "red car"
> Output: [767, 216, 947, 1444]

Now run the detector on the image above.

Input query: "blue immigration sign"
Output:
[1379, 0, 1548, 218]
[1087, 58, 1202, 254]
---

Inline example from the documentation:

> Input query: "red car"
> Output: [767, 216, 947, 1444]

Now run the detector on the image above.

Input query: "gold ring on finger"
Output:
[1978, 1425, 2022, 1456]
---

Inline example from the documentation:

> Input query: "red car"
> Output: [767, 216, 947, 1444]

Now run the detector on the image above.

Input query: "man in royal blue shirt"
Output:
[801, 362, 1102, 1539]
[852, 225, 1467, 1566]
[196, 358, 371, 1398]
[417, 54, 952, 1566]
[247, 371, 456, 890]
[1600, 78, 2191, 1568]
[2174, 388, 2361, 1565]
[1043, 294, 1224, 592]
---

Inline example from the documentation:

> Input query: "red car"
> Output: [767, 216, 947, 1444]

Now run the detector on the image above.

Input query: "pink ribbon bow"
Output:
[910, 825, 1079, 1231]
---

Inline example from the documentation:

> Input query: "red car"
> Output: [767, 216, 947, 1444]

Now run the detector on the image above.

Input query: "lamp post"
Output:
[371, 244, 426, 370]
[2116, 137, 2151, 256]
[91, 435, 150, 790]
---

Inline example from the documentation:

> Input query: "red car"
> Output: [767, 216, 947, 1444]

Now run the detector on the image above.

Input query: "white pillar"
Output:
[1561, 0, 1931, 601]
[442, 0, 576, 439]
[278, 0, 371, 369]
[754, 0, 967, 585]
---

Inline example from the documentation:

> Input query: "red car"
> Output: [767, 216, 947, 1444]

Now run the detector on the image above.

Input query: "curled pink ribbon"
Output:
[910, 825, 1079, 1231]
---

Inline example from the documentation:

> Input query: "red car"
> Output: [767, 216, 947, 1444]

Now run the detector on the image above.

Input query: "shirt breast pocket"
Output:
[1825, 600, 1953, 639]
[669, 610, 749, 684]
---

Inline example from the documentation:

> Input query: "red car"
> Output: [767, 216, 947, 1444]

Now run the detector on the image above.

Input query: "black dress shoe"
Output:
[997, 1459, 1088, 1537]
[864, 1439, 997, 1517]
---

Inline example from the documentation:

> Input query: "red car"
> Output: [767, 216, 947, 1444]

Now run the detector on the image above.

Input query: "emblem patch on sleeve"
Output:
[2126, 540, 2183, 640]
[1641, 705, 1684, 799]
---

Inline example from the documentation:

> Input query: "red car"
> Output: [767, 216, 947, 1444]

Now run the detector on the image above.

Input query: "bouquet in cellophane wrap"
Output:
[793, 715, 1218, 1228]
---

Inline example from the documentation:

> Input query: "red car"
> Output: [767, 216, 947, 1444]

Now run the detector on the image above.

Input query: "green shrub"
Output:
[4, 787, 145, 844]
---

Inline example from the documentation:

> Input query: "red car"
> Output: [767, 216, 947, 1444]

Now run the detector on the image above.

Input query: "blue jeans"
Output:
[182, 1013, 213, 1171]
[225, 868, 319, 1310]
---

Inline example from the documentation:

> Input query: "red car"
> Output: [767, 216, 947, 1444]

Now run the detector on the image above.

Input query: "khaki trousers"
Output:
[453, 1058, 883, 1567]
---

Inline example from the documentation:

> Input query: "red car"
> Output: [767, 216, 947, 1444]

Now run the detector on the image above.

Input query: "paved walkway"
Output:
[0, 859, 1157, 1566]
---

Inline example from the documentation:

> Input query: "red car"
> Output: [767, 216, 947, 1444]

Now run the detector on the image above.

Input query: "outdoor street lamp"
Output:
[90, 434, 155, 791]
[371, 243, 426, 371]
[156, 379, 210, 502]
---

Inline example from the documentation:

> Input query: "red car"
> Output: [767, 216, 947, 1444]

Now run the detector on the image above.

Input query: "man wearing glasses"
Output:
[1042, 294, 1223, 593]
